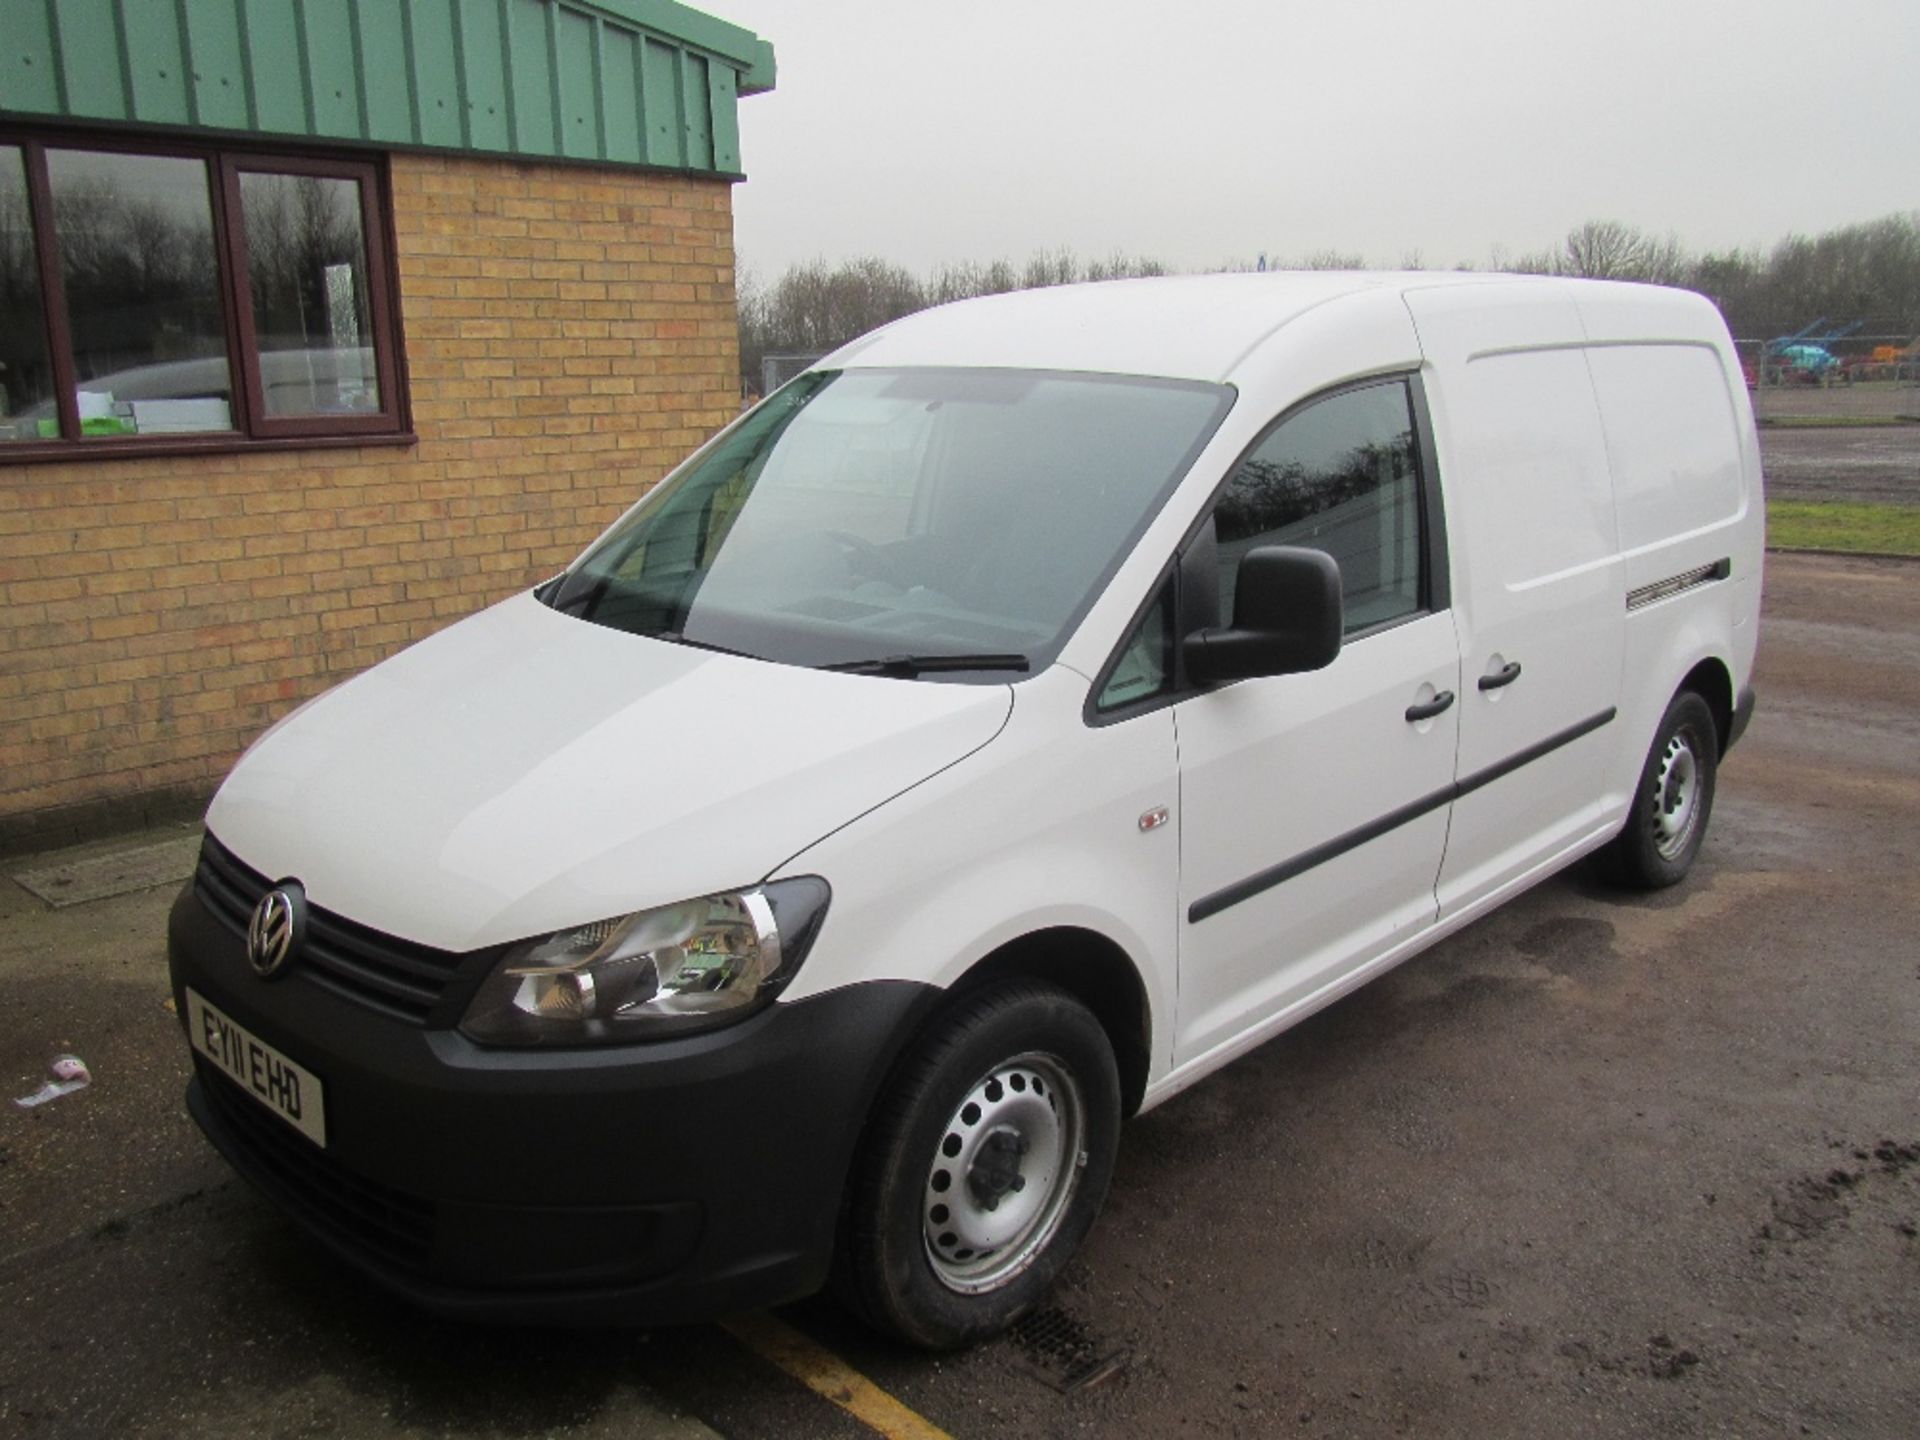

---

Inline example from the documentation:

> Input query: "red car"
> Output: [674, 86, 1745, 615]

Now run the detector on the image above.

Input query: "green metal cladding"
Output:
[1, 0, 774, 177]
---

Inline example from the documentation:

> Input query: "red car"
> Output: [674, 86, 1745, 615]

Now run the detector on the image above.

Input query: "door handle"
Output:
[1477, 660, 1523, 692]
[1405, 690, 1455, 723]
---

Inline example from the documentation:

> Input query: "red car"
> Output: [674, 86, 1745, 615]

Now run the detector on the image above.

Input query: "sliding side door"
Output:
[1402, 285, 1626, 921]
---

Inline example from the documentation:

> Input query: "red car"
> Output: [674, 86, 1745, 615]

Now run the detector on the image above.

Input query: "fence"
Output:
[1734, 336, 1920, 424]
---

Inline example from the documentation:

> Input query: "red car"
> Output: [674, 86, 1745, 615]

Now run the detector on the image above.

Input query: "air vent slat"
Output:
[198, 1060, 434, 1272]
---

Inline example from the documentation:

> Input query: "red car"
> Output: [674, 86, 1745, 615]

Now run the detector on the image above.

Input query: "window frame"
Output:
[0, 124, 411, 463]
[1084, 369, 1450, 728]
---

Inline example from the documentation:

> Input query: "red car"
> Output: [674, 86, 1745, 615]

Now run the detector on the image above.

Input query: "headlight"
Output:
[459, 877, 830, 1045]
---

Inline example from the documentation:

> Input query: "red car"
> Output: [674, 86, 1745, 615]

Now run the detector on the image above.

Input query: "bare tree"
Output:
[1083, 252, 1167, 282]
[1298, 248, 1366, 271]
[1559, 219, 1648, 278]
[0, 175, 49, 416]
[245, 174, 364, 348]
[1019, 248, 1079, 289]
[739, 249, 1177, 388]
[736, 212, 1920, 388]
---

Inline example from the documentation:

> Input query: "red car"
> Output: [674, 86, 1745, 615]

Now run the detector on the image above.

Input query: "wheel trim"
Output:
[922, 1052, 1085, 1295]
[1652, 727, 1702, 859]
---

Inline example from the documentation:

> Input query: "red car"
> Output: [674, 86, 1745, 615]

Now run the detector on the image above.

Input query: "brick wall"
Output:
[0, 153, 740, 850]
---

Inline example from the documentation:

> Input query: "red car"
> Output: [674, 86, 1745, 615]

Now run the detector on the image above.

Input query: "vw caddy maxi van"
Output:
[170, 272, 1762, 1348]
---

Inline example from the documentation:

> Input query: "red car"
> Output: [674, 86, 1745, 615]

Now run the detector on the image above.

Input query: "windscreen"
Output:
[543, 368, 1232, 676]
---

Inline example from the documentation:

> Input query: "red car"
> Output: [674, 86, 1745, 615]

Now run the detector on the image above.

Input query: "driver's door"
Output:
[1173, 376, 1460, 1069]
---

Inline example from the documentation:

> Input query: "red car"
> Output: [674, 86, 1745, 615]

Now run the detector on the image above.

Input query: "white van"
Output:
[170, 272, 1762, 1349]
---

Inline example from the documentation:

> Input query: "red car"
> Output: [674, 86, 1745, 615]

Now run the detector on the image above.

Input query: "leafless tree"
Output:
[1555, 220, 1689, 285]
[1558, 219, 1645, 278]
[1298, 249, 1367, 271]
[739, 249, 1171, 387]
[244, 175, 364, 347]
[737, 213, 1920, 387]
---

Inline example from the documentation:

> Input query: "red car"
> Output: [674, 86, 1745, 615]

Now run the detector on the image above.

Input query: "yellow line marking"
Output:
[720, 1312, 957, 1440]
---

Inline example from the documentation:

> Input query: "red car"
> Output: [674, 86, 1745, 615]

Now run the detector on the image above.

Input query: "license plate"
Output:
[186, 989, 327, 1148]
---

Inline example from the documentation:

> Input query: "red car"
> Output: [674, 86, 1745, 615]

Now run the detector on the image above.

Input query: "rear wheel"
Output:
[837, 980, 1120, 1350]
[1598, 690, 1719, 889]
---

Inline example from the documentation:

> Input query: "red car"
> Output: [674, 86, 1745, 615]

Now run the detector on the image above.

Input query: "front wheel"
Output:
[1597, 690, 1719, 889]
[836, 980, 1120, 1350]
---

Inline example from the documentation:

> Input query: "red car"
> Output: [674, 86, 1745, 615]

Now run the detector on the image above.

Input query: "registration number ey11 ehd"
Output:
[186, 989, 328, 1148]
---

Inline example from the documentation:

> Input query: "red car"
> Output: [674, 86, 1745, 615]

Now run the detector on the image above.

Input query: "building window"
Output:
[0, 131, 405, 455]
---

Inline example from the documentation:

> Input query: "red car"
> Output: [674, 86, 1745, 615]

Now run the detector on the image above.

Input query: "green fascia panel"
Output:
[245, 0, 311, 135]
[406, 2, 467, 149]
[184, 3, 253, 131]
[506, 0, 558, 155]
[1, 0, 773, 179]
[553, 6, 601, 159]
[353, 2, 416, 146]
[707, 59, 737, 173]
[680, 51, 711, 171]
[304, 2, 363, 138]
[7, 4, 63, 115]
[639, 34, 682, 169]
[587, 0, 773, 93]
[122, 5, 193, 124]
[49, 0, 130, 122]
[597, 26, 641, 165]
[455, 0, 511, 152]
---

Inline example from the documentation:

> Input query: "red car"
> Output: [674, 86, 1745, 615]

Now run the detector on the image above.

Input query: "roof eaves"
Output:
[584, 0, 776, 92]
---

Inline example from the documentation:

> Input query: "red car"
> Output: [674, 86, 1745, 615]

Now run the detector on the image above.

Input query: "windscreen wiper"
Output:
[651, 630, 759, 659]
[821, 652, 1032, 678]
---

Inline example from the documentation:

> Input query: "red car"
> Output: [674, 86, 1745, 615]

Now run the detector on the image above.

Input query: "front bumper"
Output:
[168, 879, 939, 1325]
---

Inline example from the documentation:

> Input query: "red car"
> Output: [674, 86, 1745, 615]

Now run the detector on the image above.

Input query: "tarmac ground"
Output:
[1758, 421, 1920, 506]
[2, 547, 1916, 1440]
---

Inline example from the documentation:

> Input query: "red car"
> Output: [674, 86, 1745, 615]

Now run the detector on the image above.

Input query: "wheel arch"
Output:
[1679, 655, 1735, 757]
[946, 927, 1154, 1118]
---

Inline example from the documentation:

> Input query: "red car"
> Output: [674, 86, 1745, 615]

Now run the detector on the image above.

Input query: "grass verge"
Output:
[1767, 500, 1920, 556]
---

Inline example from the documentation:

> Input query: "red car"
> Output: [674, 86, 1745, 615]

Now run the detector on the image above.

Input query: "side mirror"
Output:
[1183, 546, 1343, 684]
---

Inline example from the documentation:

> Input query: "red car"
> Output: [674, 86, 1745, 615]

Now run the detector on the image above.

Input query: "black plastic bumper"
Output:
[1727, 684, 1757, 754]
[168, 881, 940, 1325]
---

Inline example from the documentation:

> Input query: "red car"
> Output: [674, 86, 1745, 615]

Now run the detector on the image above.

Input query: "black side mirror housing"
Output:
[1183, 546, 1343, 684]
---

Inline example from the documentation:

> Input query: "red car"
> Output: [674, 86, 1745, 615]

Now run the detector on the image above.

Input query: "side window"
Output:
[1096, 579, 1174, 712]
[1215, 379, 1425, 635]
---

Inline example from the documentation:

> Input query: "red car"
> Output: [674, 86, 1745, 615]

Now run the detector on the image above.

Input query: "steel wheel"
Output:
[1598, 689, 1719, 890]
[921, 1052, 1085, 1294]
[1651, 728, 1703, 860]
[836, 980, 1120, 1350]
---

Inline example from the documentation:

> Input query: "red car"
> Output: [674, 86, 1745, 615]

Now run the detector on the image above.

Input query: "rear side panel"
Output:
[1574, 285, 1763, 775]
[1405, 284, 1628, 920]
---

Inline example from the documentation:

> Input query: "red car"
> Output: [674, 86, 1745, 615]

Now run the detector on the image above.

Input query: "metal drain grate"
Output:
[1008, 1306, 1129, 1393]
[13, 834, 200, 908]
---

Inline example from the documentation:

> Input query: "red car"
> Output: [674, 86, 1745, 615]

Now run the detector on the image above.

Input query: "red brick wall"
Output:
[0, 152, 739, 848]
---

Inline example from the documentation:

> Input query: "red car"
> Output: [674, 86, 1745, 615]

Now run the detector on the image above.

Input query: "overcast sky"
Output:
[699, 0, 1917, 281]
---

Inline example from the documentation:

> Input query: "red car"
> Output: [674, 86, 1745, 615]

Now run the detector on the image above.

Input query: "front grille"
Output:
[197, 1057, 436, 1275]
[195, 837, 469, 1024]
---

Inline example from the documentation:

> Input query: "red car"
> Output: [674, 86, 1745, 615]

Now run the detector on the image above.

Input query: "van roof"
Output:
[819, 271, 1708, 384]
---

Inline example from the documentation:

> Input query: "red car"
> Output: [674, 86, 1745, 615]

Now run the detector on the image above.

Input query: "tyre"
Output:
[836, 979, 1121, 1350]
[1597, 690, 1719, 889]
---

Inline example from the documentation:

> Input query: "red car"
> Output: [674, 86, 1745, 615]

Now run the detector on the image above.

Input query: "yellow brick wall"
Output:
[0, 153, 739, 847]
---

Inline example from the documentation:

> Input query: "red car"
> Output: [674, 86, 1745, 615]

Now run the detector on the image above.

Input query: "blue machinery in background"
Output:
[1762, 317, 1865, 378]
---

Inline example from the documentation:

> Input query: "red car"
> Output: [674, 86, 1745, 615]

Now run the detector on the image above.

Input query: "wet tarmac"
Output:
[1761, 424, 1920, 506]
[2, 553, 1916, 1439]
